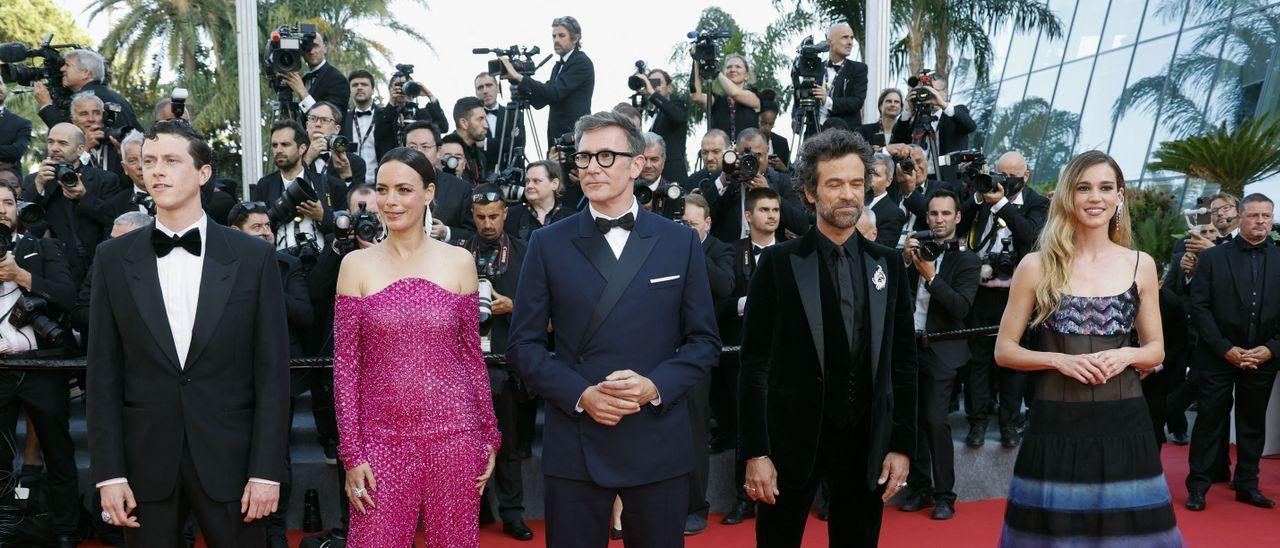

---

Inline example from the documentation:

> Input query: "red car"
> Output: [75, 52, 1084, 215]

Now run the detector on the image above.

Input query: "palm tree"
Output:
[88, 0, 235, 80]
[1146, 115, 1280, 197]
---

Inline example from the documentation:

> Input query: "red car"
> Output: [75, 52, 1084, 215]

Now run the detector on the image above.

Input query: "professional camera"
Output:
[53, 163, 79, 188]
[323, 134, 349, 160]
[487, 166, 526, 203]
[474, 45, 541, 103]
[334, 200, 382, 247]
[722, 150, 760, 184]
[688, 29, 731, 80]
[263, 24, 317, 79]
[477, 278, 493, 324]
[791, 36, 829, 110]
[980, 237, 1017, 281]
[441, 154, 461, 176]
[939, 150, 1024, 197]
[283, 231, 320, 267]
[170, 87, 189, 119]
[0, 250, 71, 345]
[906, 68, 938, 109]
[267, 176, 319, 225]
[897, 156, 915, 176]
[102, 102, 124, 142]
[0, 36, 81, 112]
[628, 60, 661, 110]
[131, 192, 156, 216]
[908, 229, 964, 262]
[392, 64, 425, 99]
[554, 131, 577, 181]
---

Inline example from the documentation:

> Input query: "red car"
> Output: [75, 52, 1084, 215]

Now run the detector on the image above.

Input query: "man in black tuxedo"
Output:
[342, 70, 390, 184]
[252, 119, 346, 249]
[892, 144, 963, 233]
[641, 69, 688, 183]
[699, 129, 810, 243]
[814, 23, 869, 133]
[637, 132, 683, 218]
[280, 33, 349, 119]
[403, 121, 476, 243]
[22, 123, 132, 283]
[891, 76, 975, 183]
[501, 16, 595, 145]
[68, 91, 126, 179]
[89, 121, 289, 546]
[687, 129, 730, 194]
[35, 49, 141, 133]
[303, 101, 366, 188]
[866, 153, 907, 247]
[0, 82, 31, 171]
[740, 129, 916, 547]
[897, 189, 980, 521]
[1185, 194, 1280, 511]
[476, 73, 526, 173]
[0, 180, 80, 547]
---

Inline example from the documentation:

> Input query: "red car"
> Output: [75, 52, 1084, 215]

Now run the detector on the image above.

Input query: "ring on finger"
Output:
[101, 510, 112, 522]
[352, 487, 367, 498]
[896, 482, 907, 488]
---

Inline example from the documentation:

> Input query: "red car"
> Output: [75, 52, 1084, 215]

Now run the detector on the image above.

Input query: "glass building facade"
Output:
[948, 0, 1280, 207]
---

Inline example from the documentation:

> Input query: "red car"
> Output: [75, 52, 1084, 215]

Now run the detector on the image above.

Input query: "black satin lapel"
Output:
[865, 254, 888, 380]
[125, 228, 181, 370]
[184, 227, 241, 369]
[579, 233, 657, 352]
[572, 233, 617, 281]
[791, 252, 824, 372]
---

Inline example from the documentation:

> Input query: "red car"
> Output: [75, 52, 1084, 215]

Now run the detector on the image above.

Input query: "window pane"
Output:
[1138, 0, 1185, 42]
[1067, 0, 1109, 60]
[989, 21, 1016, 83]
[1108, 36, 1177, 179]
[1078, 48, 1134, 152]
[1005, 29, 1040, 78]
[1102, 0, 1148, 52]
[1033, 0, 1079, 70]
[1034, 58, 1091, 182]
[1146, 23, 1213, 171]
[985, 75, 1028, 151]
[1016, 69, 1070, 183]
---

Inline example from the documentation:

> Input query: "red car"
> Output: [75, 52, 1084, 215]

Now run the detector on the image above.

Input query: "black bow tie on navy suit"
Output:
[152, 228, 201, 257]
[595, 213, 635, 234]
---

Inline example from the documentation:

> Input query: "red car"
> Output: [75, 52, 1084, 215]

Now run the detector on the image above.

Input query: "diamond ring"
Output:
[101, 510, 112, 522]
[353, 487, 366, 498]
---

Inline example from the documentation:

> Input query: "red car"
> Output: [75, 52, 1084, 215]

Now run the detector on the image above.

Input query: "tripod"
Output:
[272, 84, 303, 122]
[908, 104, 942, 182]
[492, 95, 541, 174]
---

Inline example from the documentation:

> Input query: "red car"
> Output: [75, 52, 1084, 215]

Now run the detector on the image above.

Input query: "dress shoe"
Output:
[1185, 491, 1206, 511]
[684, 513, 708, 535]
[1168, 431, 1190, 445]
[503, 519, 535, 541]
[1236, 488, 1277, 508]
[722, 500, 756, 525]
[1000, 427, 1023, 448]
[966, 422, 987, 447]
[610, 527, 624, 540]
[899, 491, 935, 512]
[816, 497, 830, 521]
[931, 499, 956, 520]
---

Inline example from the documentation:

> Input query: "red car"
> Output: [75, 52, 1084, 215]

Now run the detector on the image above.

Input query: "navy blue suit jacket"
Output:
[508, 207, 720, 487]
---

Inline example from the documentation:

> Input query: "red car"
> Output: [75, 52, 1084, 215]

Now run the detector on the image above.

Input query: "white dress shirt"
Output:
[0, 235, 36, 355]
[819, 60, 841, 125]
[587, 197, 639, 259]
[913, 253, 943, 331]
[975, 190, 1025, 289]
[297, 60, 328, 113]
[351, 106, 378, 184]
[275, 168, 322, 250]
[738, 236, 776, 316]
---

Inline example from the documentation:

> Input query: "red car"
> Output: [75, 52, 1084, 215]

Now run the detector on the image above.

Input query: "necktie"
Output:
[354, 110, 372, 118]
[833, 246, 855, 348]
[595, 212, 636, 234]
[152, 228, 201, 257]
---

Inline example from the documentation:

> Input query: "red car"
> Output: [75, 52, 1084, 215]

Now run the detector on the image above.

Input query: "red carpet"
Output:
[84, 444, 1280, 547]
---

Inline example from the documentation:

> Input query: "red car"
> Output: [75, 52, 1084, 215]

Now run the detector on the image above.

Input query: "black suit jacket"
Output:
[1160, 256, 1195, 368]
[1190, 238, 1280, 371]
[767, 132, 791, 167]
[505, 201, 573, 242]
[869, 194, 907, 247]
[21, 166, 132, 281]
[0, 110, 32, 166]
[251, 169, 347, 234]
[699, 169, 810, 244]
[959, 188, 1050, 259]
[907, 249, 980, 370]
[483, 104, 526, 172]
[891, 106, 977, 182]
[701, 234, 736, 312]
[87, 222, 290, 502]
[740, 229, 917, 489]
[38, 81, 142, 133]
[719, 237, 777, 346]
[433, 169, 476, 242]
[524, 48, 595, 143]
[11, 235, 76, 317]
[826, 60, 869, 130]
[302, 62, 350, 116]
[277, 251, 313, 358]
[649, 94, 689, 183]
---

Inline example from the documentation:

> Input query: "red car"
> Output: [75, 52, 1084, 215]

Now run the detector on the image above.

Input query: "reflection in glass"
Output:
[1078, 49, 1134, 152]
[1140, 0, 1187, 41]
[1067, 0, 1109, 60]
[1102, 0, 1148, 51]
[985, 76, 1028, 150]
[1033, 0, 1078, 70]
[1005, 28, 1040, 78]
[1108, 37, 1175, 177]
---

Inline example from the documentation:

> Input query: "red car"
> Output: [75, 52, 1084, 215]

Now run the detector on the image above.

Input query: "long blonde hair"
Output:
[1032, 150, 1133, 327]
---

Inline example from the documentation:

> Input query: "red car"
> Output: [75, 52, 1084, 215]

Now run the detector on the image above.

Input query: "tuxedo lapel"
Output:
[124, 226, 181, 370]
[579, 211, 658, 352]
[790, 232, 825, 372]
[184, 224, 241, 369]
[571, 212, 617, 281]
[864, 244, 887, 381]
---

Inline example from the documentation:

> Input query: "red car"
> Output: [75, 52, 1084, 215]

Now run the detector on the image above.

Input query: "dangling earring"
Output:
[1114, 204, 1122, 229]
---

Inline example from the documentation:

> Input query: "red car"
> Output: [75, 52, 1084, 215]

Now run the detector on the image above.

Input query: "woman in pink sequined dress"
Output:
[333, 147, 500, 547]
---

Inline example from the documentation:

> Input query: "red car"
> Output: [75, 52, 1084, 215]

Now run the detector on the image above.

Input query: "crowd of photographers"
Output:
[0, 15, 1273, 547]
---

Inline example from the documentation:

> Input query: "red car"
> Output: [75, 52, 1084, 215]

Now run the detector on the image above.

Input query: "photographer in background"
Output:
[0, 82, 32, 172]
[866, 152, 907, 247]
[68, 91, 124, 178]
[34, 49, 140, 133]
[476, 72, 525, 173]
[342, 70, 393, 184]
[303, 101, 365, 189]
[758, 102, 791, 173]
[253, 119, 345, 251]
[699, 128, 809, 243]
[641, 69, 689, 183]
[638, 132, 682, 217]
[898, 189, 980, 521]
[817, 22, 868, 129]
[279, 32, 349, 117]
[1173, 192, 1240, 262]
[443, 97, 490, 186]
[21, 123, 131, 283]
[0, 177, 80, 548]
[402, 121, 475, 243]
[891, 74, 975, 183]
[689, 129, 730, 188]
[384, 70, 450, 137]
[152, 96, 191, 123]
[890, 142, 961, 234]
[454, 185, 533, 540]
[692, 54, 762, 138]
[956, 150, 1048, 448]
[501, 16, 595, 145]
[506, 160, 571, 242]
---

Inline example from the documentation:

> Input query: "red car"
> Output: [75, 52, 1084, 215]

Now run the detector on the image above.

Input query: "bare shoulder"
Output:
[1014, 251, 1045, 279]
[432, 239, 479, 294]
[336, 248, 375, 297]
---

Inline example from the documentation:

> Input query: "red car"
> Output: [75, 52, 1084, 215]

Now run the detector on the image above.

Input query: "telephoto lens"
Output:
[477, 278, 493, 324]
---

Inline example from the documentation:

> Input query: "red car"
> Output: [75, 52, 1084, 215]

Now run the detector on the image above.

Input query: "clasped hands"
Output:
[1052, 348, 1138, 385]
[1226, 346, 1273, 370]
[579, 369, 659, 426]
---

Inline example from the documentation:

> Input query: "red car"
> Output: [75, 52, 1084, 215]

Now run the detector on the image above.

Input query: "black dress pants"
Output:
[0, 371, 79, 537]
[544, 473, 688, 548]
[688, 374, 713, 518]
[490, 373, 526, 522]
[1186, 360, 1277, 493]
[964, 287, 1028, 430]
[908, 349, 959, 502]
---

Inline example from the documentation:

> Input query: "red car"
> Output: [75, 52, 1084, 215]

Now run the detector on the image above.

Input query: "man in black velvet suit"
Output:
[0, 82, 32, 172]
[501, 16, 595, 145]
[1185, 194, 1280, 511]
[280, 33, 349, 120]
[89, 121, 289, 546]
[740, 129, 916, 547]
[815, 23, 869, 133]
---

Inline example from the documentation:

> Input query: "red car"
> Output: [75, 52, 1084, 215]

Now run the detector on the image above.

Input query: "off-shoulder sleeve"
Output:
[458, 292, 502, 451]
[333, 295, 367, 469]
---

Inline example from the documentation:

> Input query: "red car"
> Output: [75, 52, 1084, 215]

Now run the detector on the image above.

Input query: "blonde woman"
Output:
[692, 53, 762, 138]
[993, 151, 1183, 546]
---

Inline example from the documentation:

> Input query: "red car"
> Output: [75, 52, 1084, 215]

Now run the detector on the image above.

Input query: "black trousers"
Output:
[490, 373, 526, 522]
[908, 350, 959, 502]
[1168, 359, 1231, 476]
[1186, 360, 1278, 493]
[266, 368, 316, 542]
[544, 474, 688, 548]
[1161, 354, 1191, 436]
[710, 353, 740, 445]
[124, 442, 267, 547]
[0, 371, 79, 537]
[756, 416, 884, 548]
[688, 374, 713, 518]
[964, 287, 1028, 430]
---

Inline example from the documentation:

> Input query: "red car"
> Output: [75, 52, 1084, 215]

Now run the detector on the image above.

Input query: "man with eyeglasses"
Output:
[303, 101, 366, 189]
[699, 128, 810, 245]
[454, 183, 533, 540]
[403, 121, 476, 243]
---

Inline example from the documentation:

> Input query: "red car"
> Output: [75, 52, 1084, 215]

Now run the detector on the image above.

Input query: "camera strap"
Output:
[466, 234, 511, 277]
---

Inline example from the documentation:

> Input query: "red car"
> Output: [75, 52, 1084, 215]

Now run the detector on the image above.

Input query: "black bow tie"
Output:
[354, 110, 372, 117]
[152, 228, 201, 258]
[752, 244, 765, 255]
[595, 212, 635, 234]
[827, 61, 842, 69]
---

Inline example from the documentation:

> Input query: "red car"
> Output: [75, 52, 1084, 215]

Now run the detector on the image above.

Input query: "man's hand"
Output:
[597, 369, 660, 406]
[981, 182, 1006, 205]
[33, 81, 52, 107]
[389, 83, 406, 106]
[745, 173, 770, 190]
[331, 148, 352, 180]
[61, 175, 87, 201]
[0, 254, 32, 289]
[1180, 252, 1197, 277]
[298, 200, 324, 222]
[499, 58, 524, 83]
[744, 457, 780, 505]
[1185, 233, 1214, 254]
[99, 482, 140, 528]
[490, 289, 513, 316]
[578, 385, 641, 426]
[641, 76, 656, 97]
[304, 134, 326, 165]
[34, 159, 57, 191]
[878, 452, 910, 502]
[900, 171, 919, 197]
[281, 71, 308, 98]
[1225, 346, 1256, 369]
[768, 155, 787, 172]
[813, 85, 827, 103]
[925, 86, 949, 110]
[85, 128, 106, 151]
[905, 240, 934, 279]
[1242, 346, 1274, 368]
[429, 218, 448, 240]
[240, 481, 279, 523]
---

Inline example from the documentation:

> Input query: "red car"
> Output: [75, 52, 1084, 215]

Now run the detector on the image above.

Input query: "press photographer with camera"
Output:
[476, 72, 526, 174]
[889, 142, 962, 234]
[302, 101, 365, 188]
[33, 49, 140, 134]
[443, 97, 490, 186]
[637, 132, 685, 218]
[857, 88, 904, 150]
[816, 23, 868, 131]
[699, 128, 809, 244]
[252, 119, 346, 255]
[692, 54, 763, 138]
[342, 70, 390, 184]
[638, 68, 689, 184]
[891, 72, 975, 183]
[505, 160, 570, 242]
[383, 67, 450, 137]
[21, 122, 132, 283]
[500, 16, 595, 145]
[67, 91, 125, 179]
[277, 31, 350, 118]
[758, 102, 791, 173]
[401, 121, 476, 244]
[0, 82, 32, 172]
[152, 94, 191, 123]
[1173, 192, 1240, 263]
[866, 152, 907, 247]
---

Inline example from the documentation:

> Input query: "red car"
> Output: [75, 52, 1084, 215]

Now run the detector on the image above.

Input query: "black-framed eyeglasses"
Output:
[306, 115, 336, 125]
[472, 192, 503, 204]
[572, 150, 635, 169]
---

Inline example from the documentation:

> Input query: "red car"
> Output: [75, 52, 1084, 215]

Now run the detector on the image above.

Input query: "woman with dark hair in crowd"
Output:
[333, 147, 500, 546]
[992, 150, 1183, 546]
[692, 53, 763, 138]
[505, 160, 572, 241]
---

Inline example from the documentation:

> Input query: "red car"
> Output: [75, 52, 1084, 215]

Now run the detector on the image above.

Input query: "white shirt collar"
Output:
[751, 235, 777, 248]
[305, 59, 327, 75]
[588, 196, 639, 222]
[559, 49, 575, 64]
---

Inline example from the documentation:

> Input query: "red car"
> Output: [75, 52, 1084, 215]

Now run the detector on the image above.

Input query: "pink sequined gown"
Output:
[333, 277, 501, 547]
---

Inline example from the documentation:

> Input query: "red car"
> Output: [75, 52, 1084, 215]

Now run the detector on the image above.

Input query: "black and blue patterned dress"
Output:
[1000, 257, 1185, 547]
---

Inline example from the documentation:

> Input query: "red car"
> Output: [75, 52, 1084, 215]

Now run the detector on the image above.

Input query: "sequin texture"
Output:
[333, 277, 501, 547]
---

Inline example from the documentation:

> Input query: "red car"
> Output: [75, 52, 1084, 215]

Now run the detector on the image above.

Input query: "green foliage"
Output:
[1127, 187, 1182, 269]
[1147, 115, 1280, 198]
[0, 0, 93, 46]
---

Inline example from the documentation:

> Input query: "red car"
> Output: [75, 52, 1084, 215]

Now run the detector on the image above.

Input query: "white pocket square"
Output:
[650, 275, 680, 284]
[22, 253, 37, 259]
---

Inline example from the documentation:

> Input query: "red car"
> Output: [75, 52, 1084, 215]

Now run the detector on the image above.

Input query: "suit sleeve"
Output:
[349, 154, 366, 187]
[650, 94, 688, 125]
[708, 241, 736, 303]
[86, 253, 127, 484]
[998, 194, 1048, 254]
[1190, 250, 1231, 359]
[946, 105, 977, 135]
[0, 118, 32, 162]
[739, 246, 779, 458]
[890, 118, 912, 145]
[523, 56, 594, 106]
[282, 260, 314, 327]
[875, 206, 905, 247]
[420, 100, 450, 134]
[458, 292, 502, 451]
[70, 271, 92, 332]
[926, 253, 980, 321]
[902, 189, 927, 220]
[507, 230, 595, 414]
[76, 173, 131, 231]
[830, 62, 868, 118]
[773, 173, 811, 236]
[446, 189, 476, 242]
[29, 238, 76, 312]
[646, 229, 721, 413]
[39, 105, 69, 128]
[889, 259, 918, 456]
[248, 247, 290, 482]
